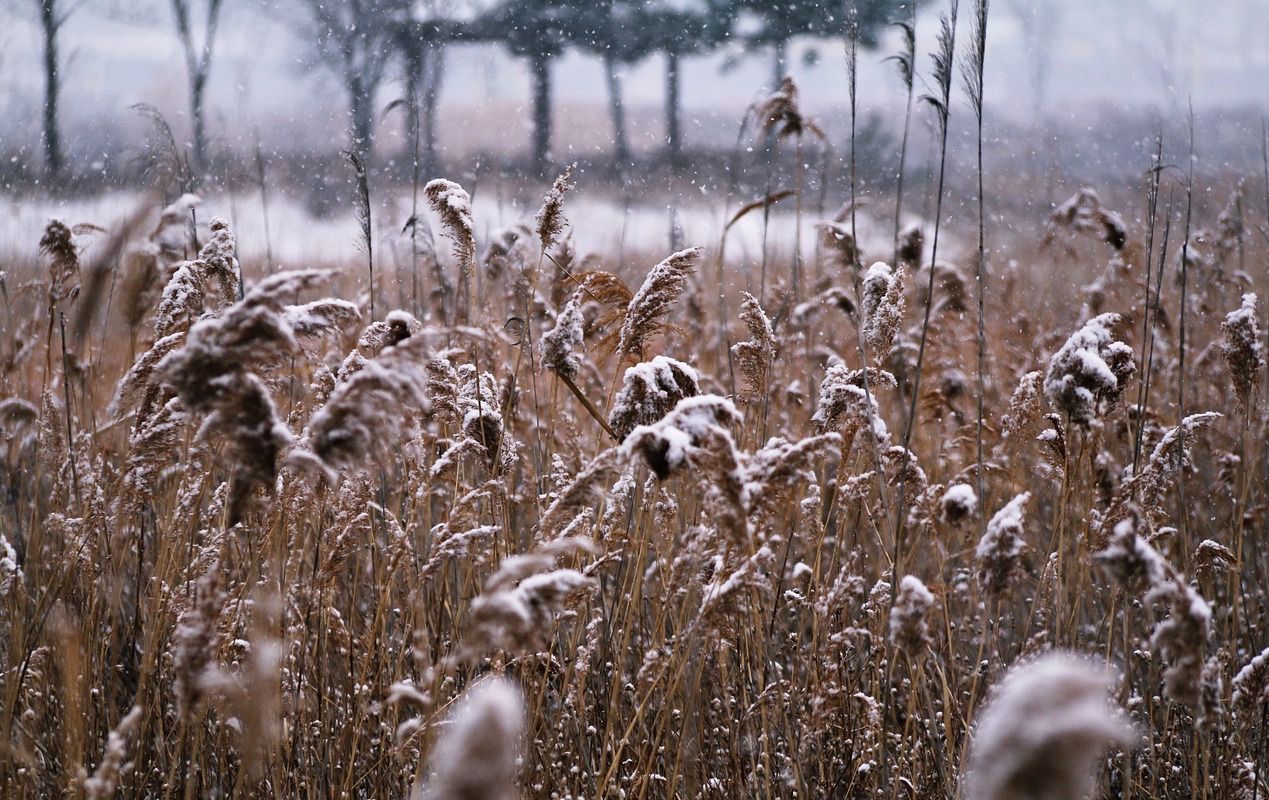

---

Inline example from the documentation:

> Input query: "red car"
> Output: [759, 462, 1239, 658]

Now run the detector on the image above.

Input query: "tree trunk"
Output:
[604, 53, 629, 171]
[530, 51, 552, 177]
[190, 72, 207, 177]
[771, 38, 788, 90]
[39, 1, 63, 181]
[348, 77, 374, 158]
[664, 51, 681, 169]
[422, 43, 445, 179]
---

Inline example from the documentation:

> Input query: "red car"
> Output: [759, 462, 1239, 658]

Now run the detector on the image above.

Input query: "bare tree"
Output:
[298, 0, 400, 157]
[33, 0, 79, 181]
[170, 0, 226, 179]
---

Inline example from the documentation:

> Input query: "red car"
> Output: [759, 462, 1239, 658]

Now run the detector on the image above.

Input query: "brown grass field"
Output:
[2, 59, 1269, 800]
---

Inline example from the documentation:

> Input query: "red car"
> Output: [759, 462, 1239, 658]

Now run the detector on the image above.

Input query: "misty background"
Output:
[1, 0, 1267, 262]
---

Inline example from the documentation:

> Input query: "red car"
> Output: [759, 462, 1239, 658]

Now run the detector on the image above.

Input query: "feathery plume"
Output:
[976, 492, 1029, 598]
[965, 652, 1135, 800]
[1232, 646, 1269, 721]
[730, 292, 776, 403]
[540, 295, 585, 381]
[617, 247, 699, 362]
[425, 179, 476, 321]
[861, 262, 906, 361]
[424, 678, 524, 800]
[535, 163, 575, 253]
[1044, 313, 1135, 427]
[1220, 292, 1263, 410]
[303, 318, 431, 473]
[889, 574, 935, 657]
[83, 705, 144, 800]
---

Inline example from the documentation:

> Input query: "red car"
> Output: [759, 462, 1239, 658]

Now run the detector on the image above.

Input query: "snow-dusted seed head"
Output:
[889, 575, 935, 657]
[40, 218, 79, 303]
[730, 292, 776, 402]
[977, 492, 1030, 598]
[425, 179, 475, 278]
[1043, 313, 1135, 427]
[0, 530, 22, 596]
[965, 652, 1135, 800]
[83, 705, 143, 800]
[1148, 575, 1211, 708]
[469, 569, 597, 655]
[1221, 293, 1264, 411]
[540, 294, 585, 380]
[1044, 187, 1128, 252]
[811, 364, 895, 441]
[940, 483, 978, 527]
[608, 355, 700, 441]
[861, 262, 905, 362]
[1093, 509, 1169, 592]
[303, 324, 432, 474]
[172, 562, 226, 720]
[754, 75, 823, 141]
[617, 247, 699, 362]
[1232, 647, 1269, 723]
[158, 270, 329, 521]
[425, 678, 524, 800]
[999, 371, 1044, 454]
[535, 163, 575, 253]
[621, 394, 741, 481]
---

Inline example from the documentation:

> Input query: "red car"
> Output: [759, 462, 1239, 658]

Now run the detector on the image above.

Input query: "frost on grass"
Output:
[965, 652, 1135, 800]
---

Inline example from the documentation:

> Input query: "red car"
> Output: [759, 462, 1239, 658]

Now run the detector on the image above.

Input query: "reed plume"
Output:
[617, 247, 700, 363]
[964, 653, 1135, 800]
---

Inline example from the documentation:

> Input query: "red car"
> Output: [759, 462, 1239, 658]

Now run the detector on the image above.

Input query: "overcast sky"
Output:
[0, 0, 1266, 160]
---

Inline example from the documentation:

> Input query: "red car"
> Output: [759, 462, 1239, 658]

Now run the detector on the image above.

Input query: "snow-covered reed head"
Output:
[889, 575, 935, 657]
[617, 247, 699, 362]
[302, 311, 430, 474]
[609, 355, 700, 441]
[425, 179, 475, 275]
[965, 652, 1135, 800]
[940, 483, 977, 527]
[730, 292, 775, 403]
[977, 492, 1030, 598]
[1220, 293, 1263, 411]
[535, 163, 575, 253]
[424, 678, 524, 800]
[540, 294, 585, 381]
[1043, 313, 1135, 428]
[861, 262, 905, 362]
